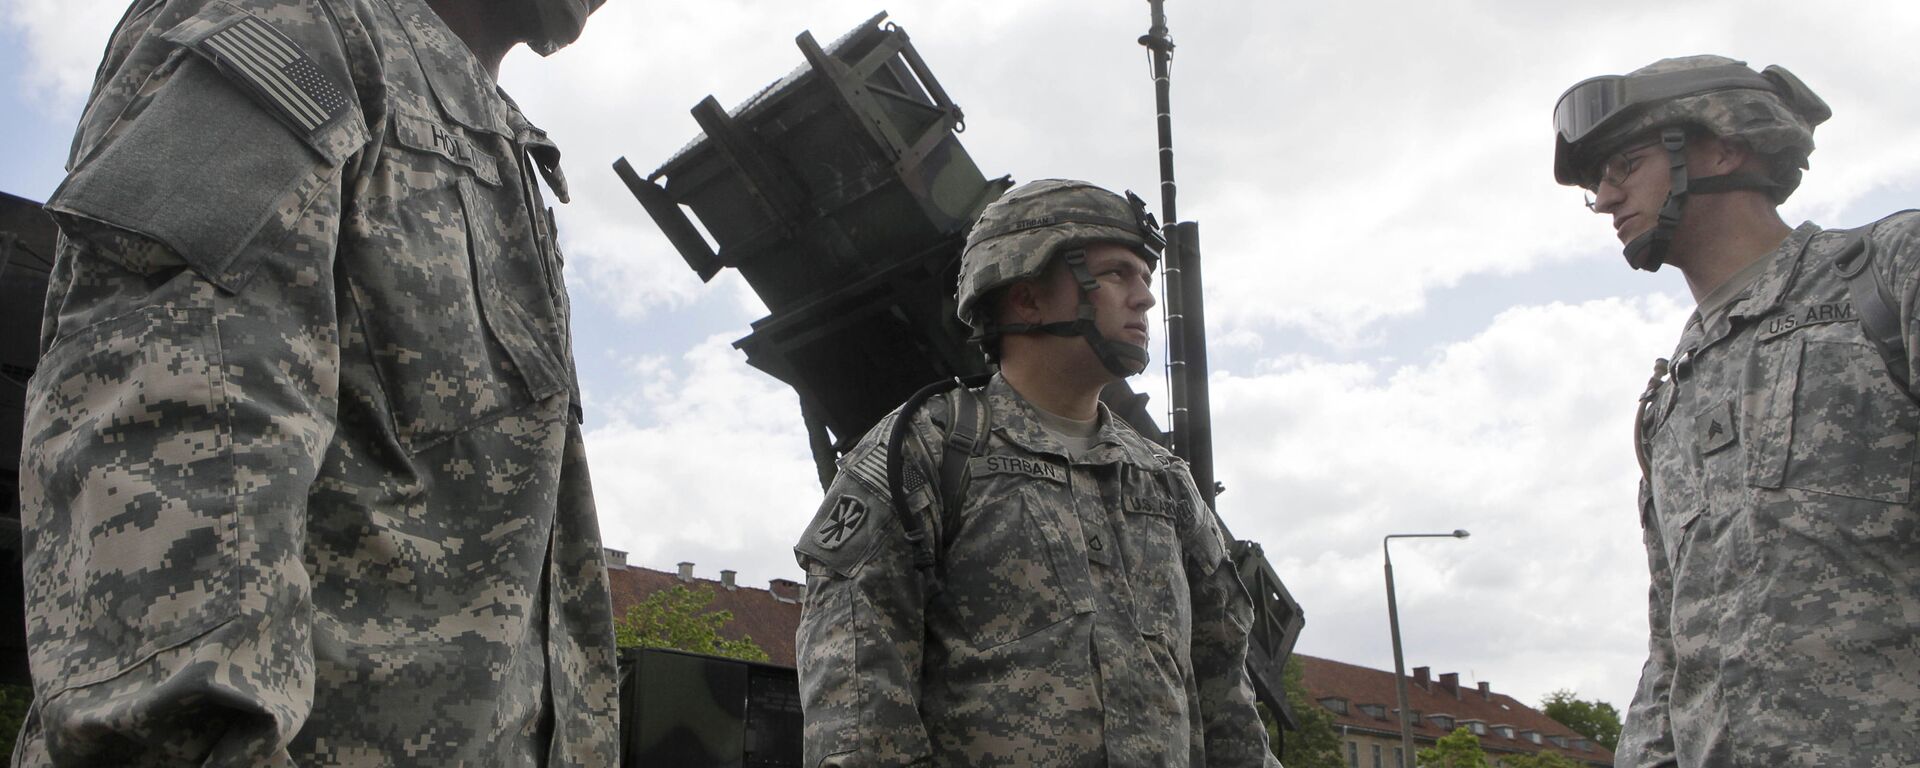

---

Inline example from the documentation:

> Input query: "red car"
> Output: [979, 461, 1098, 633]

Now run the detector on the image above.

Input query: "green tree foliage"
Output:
[1538, 690, 1621, 750]
[1498, 751, 1581, 768]
[1417, 727, 1491, 768]
[614, 583, 769, 662]
[1261, 656, 1344, 768]
[0, 684, 28, 756]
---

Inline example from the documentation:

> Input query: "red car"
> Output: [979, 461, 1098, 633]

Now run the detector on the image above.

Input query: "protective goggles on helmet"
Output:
[1553, 65, 1774, 146]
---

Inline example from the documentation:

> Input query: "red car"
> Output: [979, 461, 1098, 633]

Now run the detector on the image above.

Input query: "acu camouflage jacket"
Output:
[17, 0, 617, 764]
[793, 375, 1279, 767]
[1618, 216, 1920, 768]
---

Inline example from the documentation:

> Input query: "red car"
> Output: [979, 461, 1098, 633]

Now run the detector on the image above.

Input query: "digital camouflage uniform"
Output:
[1620, 214, 1920, 767]
[17, 0, 618, 763]
[794, 374, 1279, 767]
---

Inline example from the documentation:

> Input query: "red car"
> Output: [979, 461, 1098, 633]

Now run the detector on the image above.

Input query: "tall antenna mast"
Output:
[1141, 0, 1177, 225]
[1140, 0, 1215, 509]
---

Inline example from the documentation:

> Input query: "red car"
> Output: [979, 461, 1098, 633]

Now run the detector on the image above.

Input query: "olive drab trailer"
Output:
[0, 191, 57, 688]
[617, 647, 803, 767]
[615, 8, 1305, 764]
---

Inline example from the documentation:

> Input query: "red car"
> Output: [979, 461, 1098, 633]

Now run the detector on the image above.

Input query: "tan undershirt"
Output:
[1031, 403, 1102, 458]
[1693, 252, 1774, 331]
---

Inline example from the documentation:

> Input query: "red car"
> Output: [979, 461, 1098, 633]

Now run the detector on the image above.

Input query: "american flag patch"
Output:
[198, 15, 349, 135]
[842, 443, 890, 497]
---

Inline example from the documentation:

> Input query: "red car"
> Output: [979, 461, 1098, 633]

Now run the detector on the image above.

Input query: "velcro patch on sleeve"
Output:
[193, 15, 350, 137]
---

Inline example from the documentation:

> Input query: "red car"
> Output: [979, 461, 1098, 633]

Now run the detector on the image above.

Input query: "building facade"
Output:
[1297, 654, 1614, 767]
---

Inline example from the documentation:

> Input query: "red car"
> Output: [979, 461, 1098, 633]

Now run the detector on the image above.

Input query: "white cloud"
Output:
[582, 333, 823, 591]
[1208, 294, 1689, 707]
[3, 0, 124, 114]
[507, 0, 1920, 347]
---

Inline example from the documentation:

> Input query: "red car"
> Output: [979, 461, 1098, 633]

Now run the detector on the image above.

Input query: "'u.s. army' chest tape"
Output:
[1633, 220, 1914, 485]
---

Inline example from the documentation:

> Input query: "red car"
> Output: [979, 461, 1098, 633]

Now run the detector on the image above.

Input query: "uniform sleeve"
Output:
[1616, 480, 1681, 768]
[1871, 211, 1920, 398]
[793, 407, 945, 768]
[1174, 467, 1282, 767]
[16, 1, 366, 763]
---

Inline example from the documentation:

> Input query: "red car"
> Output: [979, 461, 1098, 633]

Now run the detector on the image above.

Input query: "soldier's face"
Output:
[1079, 244, 1156, 351]
[1028, 243, 1155, 347]
[1586, 140, 1668, 246]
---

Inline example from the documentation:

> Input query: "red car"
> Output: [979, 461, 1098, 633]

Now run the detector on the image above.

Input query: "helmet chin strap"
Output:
[1624, 127, 1691, 272]
[982, 249, 1151, 378]
[1622, 126, 1784, 272]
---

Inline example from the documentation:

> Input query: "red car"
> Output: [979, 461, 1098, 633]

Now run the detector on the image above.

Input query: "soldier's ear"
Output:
[1701, 134, 1754, 176]
[1002, 279, 1044, 324]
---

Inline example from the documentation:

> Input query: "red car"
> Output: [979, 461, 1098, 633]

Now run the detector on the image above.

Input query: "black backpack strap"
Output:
[887, 376, 993, 574]
[1832, 226, 1912, 399]
[940, 386, 989, 521]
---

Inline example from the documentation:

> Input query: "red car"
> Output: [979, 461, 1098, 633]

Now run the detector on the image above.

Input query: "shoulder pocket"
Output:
[160, 1, 363, 163]
[48, 3, 366, 292]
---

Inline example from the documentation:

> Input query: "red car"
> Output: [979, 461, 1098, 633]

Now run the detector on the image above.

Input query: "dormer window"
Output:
[1494, 725, 1516, 739]
[1319, 697, 1349, 715]
[1462, 719, 1487, 736]
[1429, 715, 1454, 731]
[1359, 704, 1388, 720]
[1549, 735, 1569, 748]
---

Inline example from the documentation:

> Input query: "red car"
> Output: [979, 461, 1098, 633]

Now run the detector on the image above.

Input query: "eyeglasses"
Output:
[1582, 142, 1662, 209]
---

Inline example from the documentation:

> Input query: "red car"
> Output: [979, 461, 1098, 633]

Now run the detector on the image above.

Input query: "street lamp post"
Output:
[1384, 530, 1470, 768]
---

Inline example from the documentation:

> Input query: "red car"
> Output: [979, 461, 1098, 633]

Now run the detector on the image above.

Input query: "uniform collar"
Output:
[1724, 222, 1821, 321]
[393, 0, 570, 199]
[1692, 221, 1821, 353]
[984, 374, 1165, 470]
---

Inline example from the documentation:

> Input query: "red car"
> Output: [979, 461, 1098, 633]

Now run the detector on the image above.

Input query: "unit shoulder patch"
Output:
[813, 495, 870, 550]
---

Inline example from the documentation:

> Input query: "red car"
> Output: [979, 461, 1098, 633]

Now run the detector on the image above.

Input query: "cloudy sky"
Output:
[5, 0, 1918, 714]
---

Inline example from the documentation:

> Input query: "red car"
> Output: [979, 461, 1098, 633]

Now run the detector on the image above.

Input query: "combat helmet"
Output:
[1552, 55, 1830, 271]
[957, 179, 1165, 376]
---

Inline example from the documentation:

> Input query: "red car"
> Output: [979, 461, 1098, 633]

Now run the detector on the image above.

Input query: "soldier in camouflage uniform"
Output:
[793, 179, 1280, 767]
[1554, 56, 1920, 767]
[16, 0, 617, 763]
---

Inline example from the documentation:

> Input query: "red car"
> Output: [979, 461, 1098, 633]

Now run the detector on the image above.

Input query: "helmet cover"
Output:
[1553, 55, 1829, 201]
[956, 179, 1163, 329]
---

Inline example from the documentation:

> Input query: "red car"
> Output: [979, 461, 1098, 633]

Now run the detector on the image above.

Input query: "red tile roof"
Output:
[606, 563, 804, 667]
[1296, 654, 1614, 765]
